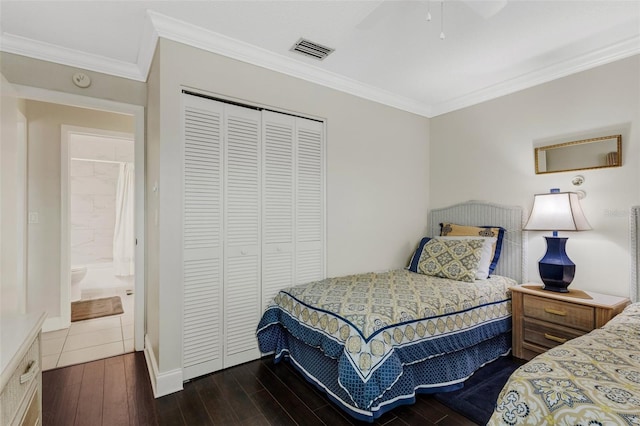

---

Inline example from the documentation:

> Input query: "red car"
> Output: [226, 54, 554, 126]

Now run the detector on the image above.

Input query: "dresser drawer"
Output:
[0, 337, 40, 426]
[523, 318, 585, 350]
[523, 294, 594, 331]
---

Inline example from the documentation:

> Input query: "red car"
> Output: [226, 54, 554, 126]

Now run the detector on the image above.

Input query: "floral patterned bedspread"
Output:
[489, 302, 640, 426]
[257, 269, 515, 409]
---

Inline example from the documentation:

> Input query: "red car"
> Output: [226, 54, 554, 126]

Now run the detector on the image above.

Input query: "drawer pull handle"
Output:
[544, 333, 567, 344]
[20, 361, 38, 384]
[544, 308, 567, 316]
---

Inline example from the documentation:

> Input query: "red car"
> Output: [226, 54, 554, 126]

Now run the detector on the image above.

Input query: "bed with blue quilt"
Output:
[256, 201, 525, 421]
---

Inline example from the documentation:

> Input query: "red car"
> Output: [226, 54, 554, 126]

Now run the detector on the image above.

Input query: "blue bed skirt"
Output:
[265, 324, 511, 422]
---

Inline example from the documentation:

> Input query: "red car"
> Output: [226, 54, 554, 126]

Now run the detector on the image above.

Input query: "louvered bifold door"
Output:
[295, 118, 325, 283]
[223, 104, 262, 367]
[261, 112, 295, 310]
[182, 95, 224, 380]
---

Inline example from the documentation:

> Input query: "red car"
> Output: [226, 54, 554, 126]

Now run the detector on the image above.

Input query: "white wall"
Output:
[146, 38, 430, 378]
[25, 100, 134, 319]
[430, 55, 640, 297]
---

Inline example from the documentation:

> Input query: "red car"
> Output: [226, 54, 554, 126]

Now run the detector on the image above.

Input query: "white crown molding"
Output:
[137, 11, 160, 81]
[2, 10, 638, 118]
[430, 35, 640, 117]
[147, 10, 432, 117]
[0, 32, 146, 82]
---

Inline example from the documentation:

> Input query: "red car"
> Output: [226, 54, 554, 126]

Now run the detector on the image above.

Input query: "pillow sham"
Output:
[437, 236, 496, 279]
[440, 223, 506, 275]
[415, 238, 485, 282]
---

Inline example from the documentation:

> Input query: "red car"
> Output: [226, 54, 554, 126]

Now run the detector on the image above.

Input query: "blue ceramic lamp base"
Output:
[539, 236, 575, 293]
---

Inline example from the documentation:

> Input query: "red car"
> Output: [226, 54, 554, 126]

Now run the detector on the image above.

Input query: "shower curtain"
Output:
[113, 162, 135, 276]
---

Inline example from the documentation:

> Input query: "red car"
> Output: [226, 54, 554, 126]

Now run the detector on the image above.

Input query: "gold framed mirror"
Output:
[535, 134, 622, 174]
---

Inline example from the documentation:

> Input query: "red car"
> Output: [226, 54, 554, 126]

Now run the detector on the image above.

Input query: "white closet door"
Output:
[295, 118, 325, 284]
[223, 104, 262, 367]
[182, 95, 224, 380]
[261, 112, 295, 309]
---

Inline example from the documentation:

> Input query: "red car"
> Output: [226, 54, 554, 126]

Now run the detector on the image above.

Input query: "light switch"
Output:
[28, 212, 39, 224]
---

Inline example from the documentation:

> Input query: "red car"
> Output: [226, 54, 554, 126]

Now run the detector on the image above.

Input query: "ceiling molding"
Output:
[1, 10, 638, 119]
[147, 10, 432, 117]
[431, 35, 640, 117]
[0, 32, 146, 82]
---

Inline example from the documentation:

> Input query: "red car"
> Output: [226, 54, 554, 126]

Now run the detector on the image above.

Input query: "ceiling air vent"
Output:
[290, 38, 334, 61]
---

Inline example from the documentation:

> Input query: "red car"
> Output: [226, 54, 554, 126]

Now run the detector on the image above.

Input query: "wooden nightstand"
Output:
[511, 284, 630, 360]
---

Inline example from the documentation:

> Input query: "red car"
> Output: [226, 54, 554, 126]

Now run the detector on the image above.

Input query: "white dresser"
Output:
[1, 312, 46, 426]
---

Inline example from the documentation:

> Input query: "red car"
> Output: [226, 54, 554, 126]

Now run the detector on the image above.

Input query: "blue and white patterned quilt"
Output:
[489, 302, 640, 426]
[257, 269, 515, 410]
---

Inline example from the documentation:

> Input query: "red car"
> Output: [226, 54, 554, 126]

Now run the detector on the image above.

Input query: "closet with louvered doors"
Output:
[181, 93, 325, 381]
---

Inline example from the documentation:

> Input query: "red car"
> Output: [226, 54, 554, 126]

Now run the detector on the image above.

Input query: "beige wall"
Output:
[145, 46, 161, 363]
[0, 52, 146, 107]
[1, 74, 27, 314]
[147, 38, 430, 374]
[430, 55, 640, 297]
[25, 100, 134, 318]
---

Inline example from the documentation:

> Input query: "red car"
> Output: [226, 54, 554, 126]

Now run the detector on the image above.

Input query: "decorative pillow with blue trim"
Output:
[440, 223, 506, 275]
[412, 238, 486, 282]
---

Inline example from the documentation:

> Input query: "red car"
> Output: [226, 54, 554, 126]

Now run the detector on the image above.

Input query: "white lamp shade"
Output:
[524, 192, 592, 231]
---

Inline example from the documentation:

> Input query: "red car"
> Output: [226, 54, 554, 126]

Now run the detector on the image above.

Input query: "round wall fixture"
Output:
[72, 72, 91, 88]
[571, 175, 585, 186]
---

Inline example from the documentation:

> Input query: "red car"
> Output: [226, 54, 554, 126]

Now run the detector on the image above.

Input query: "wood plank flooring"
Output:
[42, 352, 478, 426]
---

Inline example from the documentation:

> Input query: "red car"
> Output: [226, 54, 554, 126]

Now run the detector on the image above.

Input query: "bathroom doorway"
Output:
[51, 126, 137, 368]
[14, 87, 144, 371]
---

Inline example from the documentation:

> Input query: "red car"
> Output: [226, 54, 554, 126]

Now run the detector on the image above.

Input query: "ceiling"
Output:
[1, 1, 639, 117]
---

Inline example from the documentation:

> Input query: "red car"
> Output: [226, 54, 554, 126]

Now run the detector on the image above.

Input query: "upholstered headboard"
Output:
[428, 201, 526, 283]
[631, 206, 640, 303]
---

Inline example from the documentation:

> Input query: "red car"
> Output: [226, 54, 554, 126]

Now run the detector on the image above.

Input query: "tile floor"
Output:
[41, 287, 135, 371]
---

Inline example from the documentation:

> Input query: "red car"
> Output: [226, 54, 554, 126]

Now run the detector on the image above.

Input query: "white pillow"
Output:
[434, 236, 497, 280]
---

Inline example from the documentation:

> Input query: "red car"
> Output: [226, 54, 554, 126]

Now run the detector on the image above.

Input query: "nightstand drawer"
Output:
[523, 294, 594, 331]
[523, 318, 585, 350]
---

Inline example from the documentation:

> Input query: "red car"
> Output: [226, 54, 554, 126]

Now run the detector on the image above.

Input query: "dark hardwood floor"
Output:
[42, 352, 477, 426]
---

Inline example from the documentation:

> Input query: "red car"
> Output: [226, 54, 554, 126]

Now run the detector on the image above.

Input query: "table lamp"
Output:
[524, 191, 591, 292]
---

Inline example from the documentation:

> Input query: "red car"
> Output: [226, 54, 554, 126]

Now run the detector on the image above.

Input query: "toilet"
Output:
[70, 266, 87, 302]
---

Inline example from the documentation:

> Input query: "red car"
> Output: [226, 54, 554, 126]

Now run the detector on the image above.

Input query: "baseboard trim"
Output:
[143, 335, 183, 398]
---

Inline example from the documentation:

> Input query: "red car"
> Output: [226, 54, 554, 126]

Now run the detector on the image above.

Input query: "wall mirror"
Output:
[535, 134, 622, 174]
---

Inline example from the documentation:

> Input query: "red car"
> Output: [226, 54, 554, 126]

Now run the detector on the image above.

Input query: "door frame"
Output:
[15, 84, 146, 351]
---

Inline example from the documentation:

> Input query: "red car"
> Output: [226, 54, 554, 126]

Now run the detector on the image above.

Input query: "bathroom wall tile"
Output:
[71, 194, 93, 213]
[90, 211, 115, 231]
[71, 212, 93, 230]
[70, 160, 94, 177]
[71, 229, 94, 248]
[93, 244, 113, 262]
[93, 195, 115, 211]
[71, 176, 116, 195]
[57, 341, 124, 368]
[94, 162, 120, 178]
[93, 230, 114, 247]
